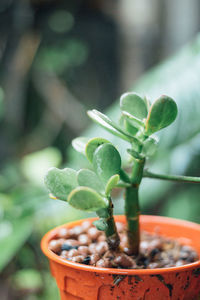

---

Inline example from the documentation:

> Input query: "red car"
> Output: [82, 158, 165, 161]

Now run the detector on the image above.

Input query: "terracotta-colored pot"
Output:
[41, 215, 200, 300]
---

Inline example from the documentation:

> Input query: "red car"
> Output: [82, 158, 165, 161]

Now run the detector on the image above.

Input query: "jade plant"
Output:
[45, 92, 200, 256]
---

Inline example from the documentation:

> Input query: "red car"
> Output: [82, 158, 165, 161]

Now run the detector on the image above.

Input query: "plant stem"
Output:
[143, 170, 200, 184]
[125, 158, 145, 255]
[125, 185, 140, 255]
[116, 182, 131, 188]
[119, 169, 131, 183]
[105, 197, 120, 251]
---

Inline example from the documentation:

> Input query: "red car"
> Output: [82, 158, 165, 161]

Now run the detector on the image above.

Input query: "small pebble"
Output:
[95, 241, 108, 256]
[120, 235, 128, 248]
[78, 246, 89, 256]
[88, 243, 96, 254]
[90, 254, 100, 265]
[49, 239, 65, 253]
[148, 262, 161, 269]
[149, 248, 160, 260]
[60, 250, 68, 258]
[78, 234, 91, 246]
[69, 226, 83, 238]
[58, 228, 70, 239]
[64, 239, 79, 246]
[176, 260, 185, 267]
[96, 258, 113, 268]
[71, 255, 85, 263]
[82, 256, 91, 265]
[181, 245, 193, 252]
[87, 227, 100, 240]
[123, 247, 134, 256]
[61, 239, 79, 251]
[114, 253, 135, 268]
[98, 234, 106, 242]
[68, 249, 79, 258]
[81, 221, 91, 231]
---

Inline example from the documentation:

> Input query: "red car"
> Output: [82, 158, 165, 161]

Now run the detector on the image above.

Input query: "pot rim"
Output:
[41, 215, 200, 275]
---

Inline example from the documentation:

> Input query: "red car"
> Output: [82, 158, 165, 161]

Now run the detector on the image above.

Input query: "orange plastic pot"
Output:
[41, 215, 200, 300]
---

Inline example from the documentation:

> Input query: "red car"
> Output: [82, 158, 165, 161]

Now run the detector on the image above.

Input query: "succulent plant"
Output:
[45, 92, 200, 254]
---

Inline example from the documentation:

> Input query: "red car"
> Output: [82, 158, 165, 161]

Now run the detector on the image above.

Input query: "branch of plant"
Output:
[143, 170, 200, 184]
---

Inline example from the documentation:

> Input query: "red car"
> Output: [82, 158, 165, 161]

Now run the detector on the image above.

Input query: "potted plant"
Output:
[41, 93, 200, 300]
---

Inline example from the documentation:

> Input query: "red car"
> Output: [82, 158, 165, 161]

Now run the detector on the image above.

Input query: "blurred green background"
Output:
[1, 1, 200, 299]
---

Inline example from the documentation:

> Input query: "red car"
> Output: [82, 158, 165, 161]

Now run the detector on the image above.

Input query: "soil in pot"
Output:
[48, 220, 199, 269]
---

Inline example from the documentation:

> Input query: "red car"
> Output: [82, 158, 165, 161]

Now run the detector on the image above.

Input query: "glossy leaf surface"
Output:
[68, 186, 108, 211]
[87, 109, 133, 142]
[142, 137, 158, 157]
[105, 174, 120, 195]
[77, 169, 104, 193]
[145, 95, 178, 135]
[122, 111, 144, 129]
[44, 167, 77, 201]
[96, 208, 110, 218]
[120, 92, 148, 120]
[93, 143, 121, 185]
[85, 137, 110, 163]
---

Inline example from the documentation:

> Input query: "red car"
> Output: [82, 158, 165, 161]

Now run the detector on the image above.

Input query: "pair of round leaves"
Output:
[120, 92, 178, 136]
[45, 167, 108, 212]
[73, 136, 121, 193]
[44, 142, 121, 212]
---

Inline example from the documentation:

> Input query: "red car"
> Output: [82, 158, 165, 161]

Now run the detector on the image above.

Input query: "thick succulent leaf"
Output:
[85, 137, 110, 163]
[93, 143, 121, 185]
[122, 111, 144, 129]
[124, 120, 138, 135]
[120, 115, 138, 136]
[120, 92, 148, 120]
[77, 169, 104, 193]
[142, 137, 158, 157]
[87, 109, 134, 142]
[93, 218, 108, 231]
[96, 208, 110, 218]
[105, 174, 120, 196]
[68, 186, 108, 211]
[143, 96, 151, 111]
[145, 95, 178, 135]
[72, 137, 89, 155]
[44, 167, 77, 201]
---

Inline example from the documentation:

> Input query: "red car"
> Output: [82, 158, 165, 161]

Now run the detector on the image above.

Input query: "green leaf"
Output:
[96, 208, 110, 218]
[77, 169, 104, 193]
[68, 186, 108, 211]
[72, 137, 89, 154]
[87, 109, 134, 142]
[21, 147, 62, 186]
[85, 137, 110, 163]
[122, 111, 144, 129]
[0, 217, 32, 272]
[93, 143, 121, 185]
[145, 95, 178, 135]
[142, 137, 158, 157]
[105, 174, 120, 195]
[120, 92, 148, 120]
[12, 269, 43, 290]
[44, 167, 77, 201]
[93, 218, 108, 231]
[120, 115, 138, 136]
